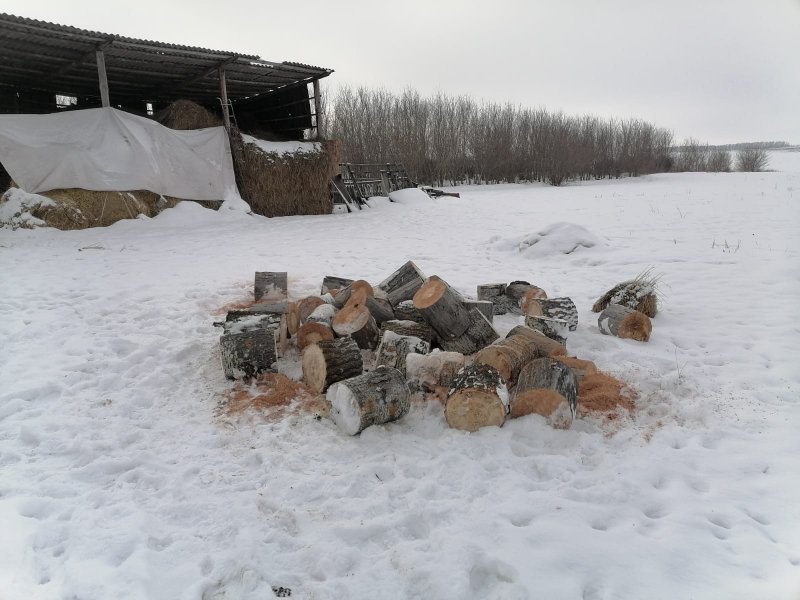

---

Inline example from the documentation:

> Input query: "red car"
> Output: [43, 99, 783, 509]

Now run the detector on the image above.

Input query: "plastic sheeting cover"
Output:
[0, 108, 238, 201]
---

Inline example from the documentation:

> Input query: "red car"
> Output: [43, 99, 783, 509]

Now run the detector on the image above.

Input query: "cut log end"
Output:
[509, 389, 574, 429]
[412, 276, 447, 309]
[598, 304, 652, 342]
[445, 389, 506, 432]
[296, 322, 334, 350]
[302, 337, 363, 393]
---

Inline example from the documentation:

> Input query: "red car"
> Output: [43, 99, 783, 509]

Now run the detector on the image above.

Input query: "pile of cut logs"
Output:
[215, 262, 656, 435]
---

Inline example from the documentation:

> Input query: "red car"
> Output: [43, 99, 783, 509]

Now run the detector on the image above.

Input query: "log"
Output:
[302, 337, 363, 393]
[220, 329, 277, 379]
[298, 296, 326, 323]
[244, 301, 288, 315]
[592, 279, 658, 317]
[505, 325, 567, 358]
[405, 350, 466, 393]
[277, 314, 289, 357]
[220, 312, 282, 333]
[296, 322, 335, 350]
[286, 301, 300, 336]
[509, 358, 578, 429]
[523, 297, 577, 331]
[524, 315, 569, 345]
[332, 303, 380, 350]
[380, 319, 436, 345]
[254, 271, 288, 302]
[306, 303, 337, 326]
[473, 333, 543, 385]
[519, 287, 548, 313]
[463, 300, 494, 323]
[552, 356, 598, 384]
[365, 296, 395, 325]
[413, 276, 472, 340]
[378, 260, 427, 306]
[445, 363, 508, 431]
[375, 331, 430, 376]
[438, 308, 499, 355]
[393, 299, 425, 323]
[505, 281, 533, 302]
[598, 304, 652, 342]
[477, 283, 513, 315]
[327, 366, 410, 435]
[332, 280, 373, 308]
[321, 275, 354, 295]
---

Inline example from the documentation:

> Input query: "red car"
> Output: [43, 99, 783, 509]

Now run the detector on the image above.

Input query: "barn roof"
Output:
[0, 13, 333, 105]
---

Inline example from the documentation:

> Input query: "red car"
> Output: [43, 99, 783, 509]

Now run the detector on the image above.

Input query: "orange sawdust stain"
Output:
[225, 373, 328, 421]
[578, 371, 637, 421]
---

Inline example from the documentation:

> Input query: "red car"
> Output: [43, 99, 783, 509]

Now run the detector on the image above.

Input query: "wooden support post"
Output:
[219, 66, 231, 130]
[313, 79, 323, 138]
[96, 49, 110, 107]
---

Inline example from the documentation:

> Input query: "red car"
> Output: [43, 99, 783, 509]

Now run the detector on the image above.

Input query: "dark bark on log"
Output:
[506, 281, 533, 302]
[378, 260, 427, 306]
[380, 319, 437, 345]
[327, 366, 411, 435]
[445, 363, 508, 431]
[592, 280, 658, 317]
[413, 275, 472, 340]
[365, 296, 395, 325]
[505, 325, 568, 358]
[552, 356, 598, 384]
[598, 304, 652, 342]
[321, 276, 354, 295]
[509, 357, 578, 428]
[524, 315, 569, 345]
[524, 297, 578, 331]
[393, 300, 425, 323]
[405, 350, 466, 393]
[219, 312, 282, 333]
[463, 300, 494, 323]
[477, 283, 512, 315]
[220, 329, 277, 379]
[438, 308, 499, 355]
[254, 272, 288, 303]
[375, 331, 430, 376]
[296, 322, 335, 350]
[302, 337, 363, 393]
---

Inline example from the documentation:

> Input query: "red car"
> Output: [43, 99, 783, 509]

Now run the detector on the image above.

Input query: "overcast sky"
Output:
[5, 0, 799, 144]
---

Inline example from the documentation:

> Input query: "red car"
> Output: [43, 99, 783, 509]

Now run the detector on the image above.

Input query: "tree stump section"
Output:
[221, 312, 282, 333]
[505, 281, 534, 305]
[378, 260, 427, 306]
[506, 325, 567, 358]
[220, 329, 277, 379]
[445, 363, 508, 432]
[474, 333, 544, 385]
[552, 356, 598, 384]
[333, 280, 373, 308]
[463, 300, 494, 323]
[332, 303, 380, 349]
[509, 358, 578, 429]
[413, 276, 472, 341]
[520, 287, 548, 313]
[296, 322, 335, 351]
[365, 296, 395, 325]
[478, 283, 512, 315]
[302, 337, 363, 393]
[438, 308, 499, 355]
[327, 366, 411, 435]
[321, 276, 354, 295]
[592, 280, 658, 317]
[393, 300, 425, 323]
[405, 350, 466, 394]
[524, 315, 569, 345]
[306, 303, 337, 326]
[254, 272, 288, 303]
[381, 319, 436, 345]
[524, 297, 578, 331]
[298, 296, 326, 324]
[598, 304, 652, 342]
[375, 331, 430, 376]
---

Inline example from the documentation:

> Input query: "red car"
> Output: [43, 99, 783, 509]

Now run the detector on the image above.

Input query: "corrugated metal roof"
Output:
[0, 13, 333, 106]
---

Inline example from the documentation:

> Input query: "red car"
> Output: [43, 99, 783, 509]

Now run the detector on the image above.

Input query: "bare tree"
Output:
[735, 148, 769, 172]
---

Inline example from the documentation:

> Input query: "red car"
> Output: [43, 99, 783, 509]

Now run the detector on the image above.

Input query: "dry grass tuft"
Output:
[157, 99, 222, 130]
[29, 189, 183, 230]
[229, 132, 341, 217]
[591, 268, 661, 317]
[226, 373, 328, 420]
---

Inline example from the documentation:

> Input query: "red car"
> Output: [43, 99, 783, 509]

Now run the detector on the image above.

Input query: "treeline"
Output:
[673, 138, 770, 172]
[324, 86, 674, 186]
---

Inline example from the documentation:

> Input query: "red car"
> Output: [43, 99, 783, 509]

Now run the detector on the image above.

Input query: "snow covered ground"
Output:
[1, 152, 799, 599]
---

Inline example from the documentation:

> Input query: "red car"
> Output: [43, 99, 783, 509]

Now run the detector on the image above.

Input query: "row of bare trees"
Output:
[324, 86, 674, 186]
[672, 138, 770, 172]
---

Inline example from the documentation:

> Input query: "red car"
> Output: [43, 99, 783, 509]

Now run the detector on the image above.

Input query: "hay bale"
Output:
[229, 132, 340, 217]
[26, 189, 181, 230]
[157, 100, 222, 130]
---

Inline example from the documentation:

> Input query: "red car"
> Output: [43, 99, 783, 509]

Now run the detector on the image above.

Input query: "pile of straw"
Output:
[157, 99, 221, 130]
[230, 133, 340, 218]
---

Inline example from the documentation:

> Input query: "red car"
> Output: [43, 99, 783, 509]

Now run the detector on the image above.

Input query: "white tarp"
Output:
[0, 107, 238, 201]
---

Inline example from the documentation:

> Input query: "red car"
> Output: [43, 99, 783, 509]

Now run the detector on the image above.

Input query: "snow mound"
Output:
[517, 222, 606, 257]
[220, 195, 252, 214]
[365, 196, 392, 209]
[241, 134, 321, 156]
[388, 188, 431, 205]
[0, 187, 55, 229]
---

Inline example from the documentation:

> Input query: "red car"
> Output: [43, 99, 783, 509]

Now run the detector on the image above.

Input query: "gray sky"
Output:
[5, 0, 799, 144]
